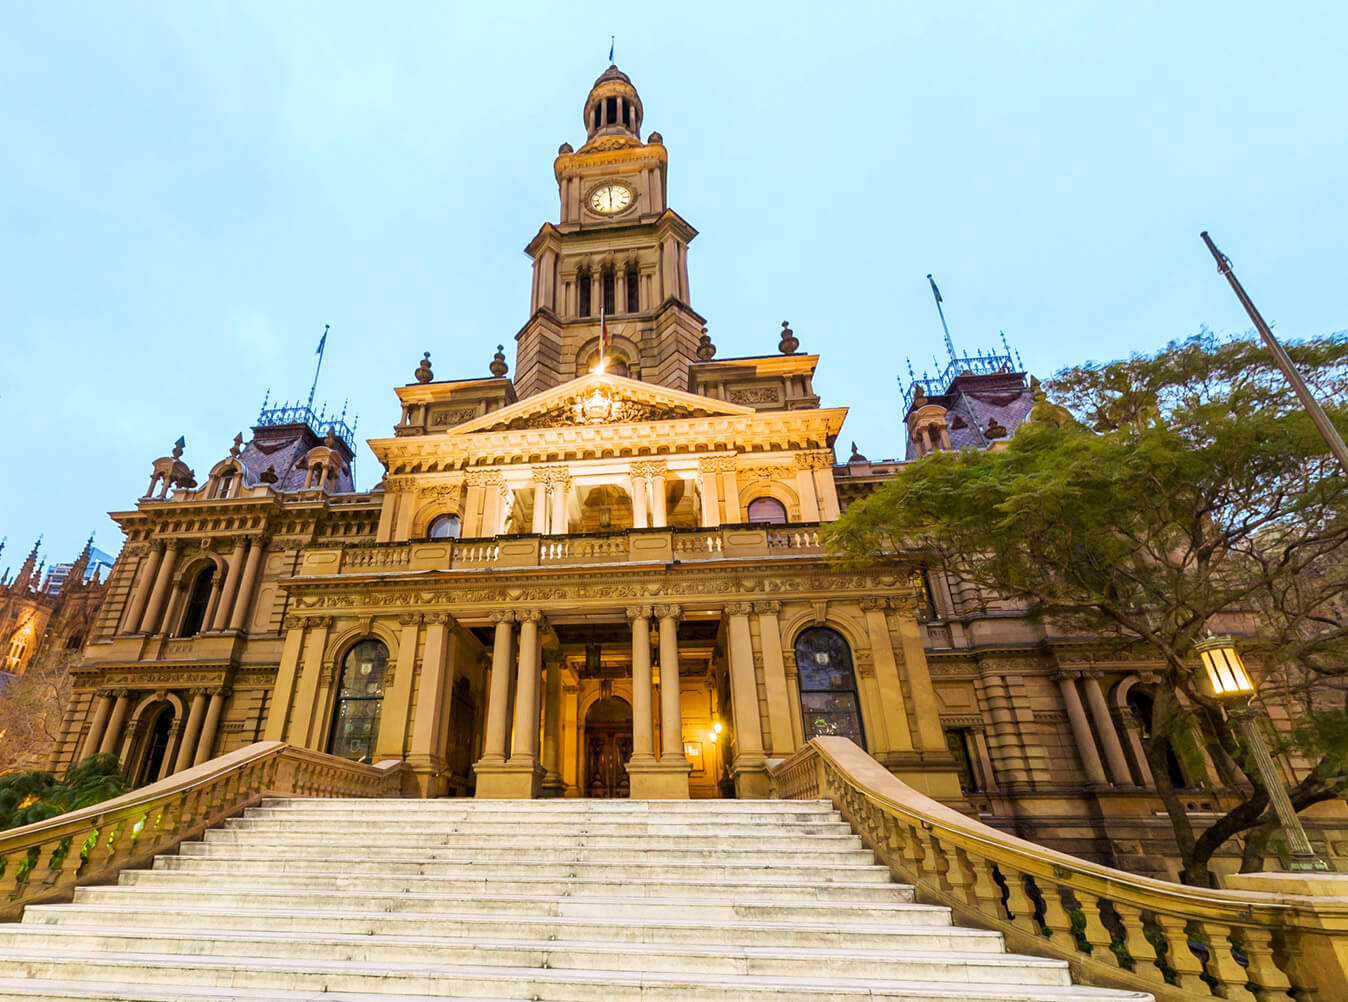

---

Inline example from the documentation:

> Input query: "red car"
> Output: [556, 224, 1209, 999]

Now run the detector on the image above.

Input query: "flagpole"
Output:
[308, 324, 329, 413]
[1201, 232, 1348, 473]
[927, 274, 957, 363]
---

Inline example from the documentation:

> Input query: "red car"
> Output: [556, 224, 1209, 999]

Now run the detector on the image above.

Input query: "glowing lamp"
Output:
[1195, 635, 1255, 699]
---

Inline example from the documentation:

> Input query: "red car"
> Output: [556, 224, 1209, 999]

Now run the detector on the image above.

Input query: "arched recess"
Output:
[411, 496, 464, 539]
[576, 483, 634, 533]
[206, 459, 244, 500]
[327, 637, 392, 763]
[1122, 682, 1194, 790]
[735, 480, 799, 524]
[177, 563, 217, 638]
[575, 333, 641, 379]
[164, 552, 226, 637]
[123, 692, 186, 782]
[792, 626, 867, 749]
[583, 695, 633, 798]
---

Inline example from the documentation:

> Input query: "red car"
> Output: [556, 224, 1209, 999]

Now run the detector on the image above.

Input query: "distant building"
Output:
[0, 535, 107, 681]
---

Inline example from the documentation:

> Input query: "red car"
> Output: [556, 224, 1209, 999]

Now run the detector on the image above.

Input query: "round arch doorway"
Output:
[584, 696, 632, 798]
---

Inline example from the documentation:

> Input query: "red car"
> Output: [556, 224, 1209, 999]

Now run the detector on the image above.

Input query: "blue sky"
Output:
[2, 1, 1345, 567]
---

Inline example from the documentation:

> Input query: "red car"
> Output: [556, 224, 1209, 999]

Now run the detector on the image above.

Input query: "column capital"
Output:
[397, 612, 424, 627]
[723, 602, 754, 618]
[632, 459, 668, 480]
[858, 596, 888, 612]
[488, 610, 514, 624]
[464, 468, 504, 487]
[189, 687, 212, 699]
[515, 609, 544, 625]
[752, 600, 782, 616]
[697, 454, 738, 474]
[1053, 668, 1085, 682]
[625, 605, 653, 621]
[424, 612, 457, 628]
[653, 604, 682, 621]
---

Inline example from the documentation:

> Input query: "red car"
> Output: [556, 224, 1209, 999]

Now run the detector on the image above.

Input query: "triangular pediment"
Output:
[448, 372, 754, 435]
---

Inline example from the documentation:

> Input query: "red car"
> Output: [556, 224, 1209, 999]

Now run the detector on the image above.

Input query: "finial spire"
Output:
[927, 274, 957, 363]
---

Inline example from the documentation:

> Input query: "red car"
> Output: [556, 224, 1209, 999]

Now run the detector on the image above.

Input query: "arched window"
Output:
[65, 631, 85, 651]
[328, 638, 390, 763]
[602, 267, 616, 315]
[428, 513, 462, 539]
[625, 264, 639, 312]
[5, 637, 27, 670]
[178, 565, 216, 638]
[578, 269, 592, 317]
[747, 497, 787, 525]
[1127, 689, 1191, 789]
[216, 469, 235, 499]
[794, 627, 866, 748]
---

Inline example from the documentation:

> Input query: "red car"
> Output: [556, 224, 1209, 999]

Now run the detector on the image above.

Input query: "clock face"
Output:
[589, 183, 633, 215]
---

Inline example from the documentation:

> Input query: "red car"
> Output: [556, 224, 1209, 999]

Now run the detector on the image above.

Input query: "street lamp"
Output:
[1195, 635, 1330, 872]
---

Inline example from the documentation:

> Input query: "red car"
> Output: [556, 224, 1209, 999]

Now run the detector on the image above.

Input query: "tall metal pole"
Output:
[1201, 232, 1348, 473]
[1229, 706, 1329, 871]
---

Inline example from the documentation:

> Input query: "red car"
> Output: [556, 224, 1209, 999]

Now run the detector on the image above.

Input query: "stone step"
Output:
[0, 954, 1148, 997]
[151, 852, 895, 883]
[223, 817, 856, 836]
[71, 884, 934, 924]
[193, 833, 876, 864]
[245, 802, 841, 818]
[0, 926, 1065, 984]
[118, 866, 913, 901]
[259, 797, 837, 813]
[23, 902, 994, 951]
[218, 821, 863, 847]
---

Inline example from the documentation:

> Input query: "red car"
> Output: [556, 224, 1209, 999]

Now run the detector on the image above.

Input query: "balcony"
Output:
[297, 524, 825, 577]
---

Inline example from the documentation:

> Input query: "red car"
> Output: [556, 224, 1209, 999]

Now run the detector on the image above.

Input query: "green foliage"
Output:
[0, 754, 126, 832]
[828, 332, 1348, 881]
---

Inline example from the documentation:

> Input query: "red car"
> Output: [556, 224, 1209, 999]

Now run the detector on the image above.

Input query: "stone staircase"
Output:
[0, 798, 1150, 1001]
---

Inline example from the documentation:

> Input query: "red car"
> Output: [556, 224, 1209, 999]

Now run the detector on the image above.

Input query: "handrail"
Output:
[0, 742, 405, 922]
[772, 737, 1348, 1002]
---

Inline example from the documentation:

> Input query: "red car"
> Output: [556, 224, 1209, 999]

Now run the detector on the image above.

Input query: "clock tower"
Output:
[515, 65, 705, 397]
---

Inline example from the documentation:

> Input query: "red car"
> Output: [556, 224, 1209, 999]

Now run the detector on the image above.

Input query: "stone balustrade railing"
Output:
[772, 737, 1348, 1002]
[304, 523, 824, 576]
[0, 742, 405, 923]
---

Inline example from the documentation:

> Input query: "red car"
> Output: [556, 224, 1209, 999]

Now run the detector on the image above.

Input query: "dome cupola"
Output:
[584, 64, 643, 142]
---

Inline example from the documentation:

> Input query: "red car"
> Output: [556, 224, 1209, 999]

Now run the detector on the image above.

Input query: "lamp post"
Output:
[1195, 635, 1330, 872]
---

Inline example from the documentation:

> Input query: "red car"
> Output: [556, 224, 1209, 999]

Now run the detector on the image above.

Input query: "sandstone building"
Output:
[49, 66, 1343, 879]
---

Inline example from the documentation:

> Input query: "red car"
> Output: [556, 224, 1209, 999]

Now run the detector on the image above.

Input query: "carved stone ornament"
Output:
[464, 469, 504, 487]
[652, 604, 682, 621]
[752, 600, 782, 616]
[697, 455, 738, 474]
[729, 387, 781, 406]
[631, 460, 668, 480]
[723, 602, 754, 617]
[397, 613, 423, 627]
[625, 605, 654, 621]
[417, 483, 462, 502]
[859, 596, 887, 612]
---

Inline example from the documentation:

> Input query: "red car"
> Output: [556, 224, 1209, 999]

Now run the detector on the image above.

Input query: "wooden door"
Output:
[585, 725, 632, 798]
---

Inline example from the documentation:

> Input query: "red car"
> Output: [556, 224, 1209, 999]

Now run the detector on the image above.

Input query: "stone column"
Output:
[860, 598, 916, 752]
[531, 476, 549, 534]
[98, 691, 132, 756]
[795, 462, 821, 522]
[891, 596, 945, 750]
[287, 617, 333, 747]
[1120, 702, 1155, 787]
[649, 466, 668, 528]
[724, 603, 769, 797]
[541, 656, 564, 796]
[697, 461, 720, 527]
[228, 537, 265, 632]
[1056, 671, 1108, 786]
[813, 457, 840, 521]
[138, 542, 180, 634]
[631, 472, 650, 528]
[656, 606, 686, 761]
[753, 602, 797, 755]
[478, 613, 515, 764]
[409, 614, 457, 794]
[157, 719, 184, 780]
[627, 607, 656, 764]
[82, 692, 114, 758]
[173, 689, 209, 773]
[720, 465, 741, 524]
[263, 617, 308, 742]
[1083, 672, 1134, 786]
[375, 614, 422, 762]
[121, 544, 163, 634]
[480, 610, 545, 798]
[192, 689, 227, 767]
[550, 473, 570, 534]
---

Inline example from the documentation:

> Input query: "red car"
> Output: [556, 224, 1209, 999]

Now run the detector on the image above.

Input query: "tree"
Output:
[0, 654, 74, 775]
[828, 332, 1348, 885]
[0, 753, 125, 831]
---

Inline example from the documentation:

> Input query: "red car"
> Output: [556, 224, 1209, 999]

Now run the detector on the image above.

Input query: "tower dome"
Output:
[584, 64, 643, 142]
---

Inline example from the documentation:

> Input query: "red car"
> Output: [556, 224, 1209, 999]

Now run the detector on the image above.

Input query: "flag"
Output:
[609, 36, 615, 63]
[927, 274, 942, 304]
[316, 324, 328, 355]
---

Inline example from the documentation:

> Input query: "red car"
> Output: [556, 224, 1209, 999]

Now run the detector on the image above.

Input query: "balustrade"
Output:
[0, 742, 405, 923]
[772, 736, 1348, 1002]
